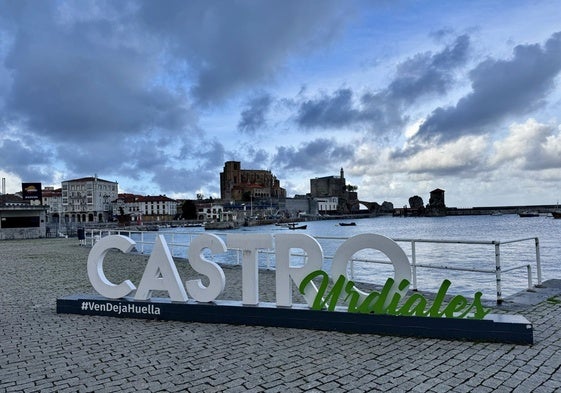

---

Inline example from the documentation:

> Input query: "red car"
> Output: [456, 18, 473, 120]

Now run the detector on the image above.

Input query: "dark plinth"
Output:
[57, 294, 533, 345]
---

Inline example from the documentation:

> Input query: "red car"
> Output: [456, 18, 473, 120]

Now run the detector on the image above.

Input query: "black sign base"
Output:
[57, 294, 533, 345]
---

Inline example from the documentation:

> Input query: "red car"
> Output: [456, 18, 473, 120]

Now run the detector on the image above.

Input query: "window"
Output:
[1, 216, 40, 228]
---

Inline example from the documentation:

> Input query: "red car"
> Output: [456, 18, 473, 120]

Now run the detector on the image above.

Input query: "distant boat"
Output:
[339, 222, 356, 226]
[287, 223, 307, 230]
[518, 211, 540, 217]
[552, 211, 561, 219]
[490, 211, 503, 216]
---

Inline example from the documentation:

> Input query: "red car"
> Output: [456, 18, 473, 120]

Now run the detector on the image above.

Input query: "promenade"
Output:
[1, 237, 561, 392]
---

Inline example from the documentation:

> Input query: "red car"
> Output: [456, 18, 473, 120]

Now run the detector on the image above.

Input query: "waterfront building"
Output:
[426, 188, 447, 216]
[196, 202, 224, 222]
[285, 195, 317, 218]
[429, 188, 446, 207]
[114, 193, 177, 223]
[220, 161, 286, 203]
[316, 197, 339, 214]
[310, 168, 359, 213]
[62, 176, 118, 223]
[30, 187, 63, 223]
[0, 194, 47, 239]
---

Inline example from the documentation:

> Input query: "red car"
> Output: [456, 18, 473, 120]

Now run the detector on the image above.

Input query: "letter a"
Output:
[135, 235, 188, 302]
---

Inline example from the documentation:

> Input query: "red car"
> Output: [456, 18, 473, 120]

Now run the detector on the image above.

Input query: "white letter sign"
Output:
[331, 234, 412, 308]
[87, 235, 136, 299]
[227, 234, 273, 305]
[274, 233, 323, 307]
[135, 235, 188, 302]
[186, 233, 227, 303]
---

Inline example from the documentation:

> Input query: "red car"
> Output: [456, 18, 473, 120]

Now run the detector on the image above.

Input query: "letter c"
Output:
[87, 235, 136, 299]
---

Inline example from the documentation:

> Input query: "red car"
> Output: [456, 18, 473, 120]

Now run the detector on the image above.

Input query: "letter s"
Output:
[186, 233, 227, 302]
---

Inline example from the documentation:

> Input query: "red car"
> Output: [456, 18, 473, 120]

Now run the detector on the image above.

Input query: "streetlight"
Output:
[102, 194, 110, 222]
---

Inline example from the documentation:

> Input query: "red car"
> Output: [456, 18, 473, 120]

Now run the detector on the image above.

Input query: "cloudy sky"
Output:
[1, 0, 561, 207]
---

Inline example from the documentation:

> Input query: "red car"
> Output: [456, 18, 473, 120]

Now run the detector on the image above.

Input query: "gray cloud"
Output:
[148, 139, 225, 194]
[273, 138, 354, 171]
[297, 89, 361, 129]
[237, 147, 271, 170]
[3, 23, 193, 142]
[0, 1, 352, 192]
[415, 31, 561, 143]
[295, 34, 471, 132]
[137, 0, 350, 105]
[238, 94, 273, 134]
[387, 34, 470, 102]
[0, 138, 54, 182]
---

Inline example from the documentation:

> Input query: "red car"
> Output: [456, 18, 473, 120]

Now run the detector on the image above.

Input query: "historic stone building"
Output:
[220, 161, 286, 203]
[309, 168, 359, 213]
[429, 188, 446, 208]
[426, 188, 447, 216]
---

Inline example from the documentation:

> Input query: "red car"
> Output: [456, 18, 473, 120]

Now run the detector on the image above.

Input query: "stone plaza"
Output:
[1, 237, 561, 392]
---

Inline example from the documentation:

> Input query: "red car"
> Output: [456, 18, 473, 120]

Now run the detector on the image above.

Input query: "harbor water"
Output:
[122, 214, 561, 301]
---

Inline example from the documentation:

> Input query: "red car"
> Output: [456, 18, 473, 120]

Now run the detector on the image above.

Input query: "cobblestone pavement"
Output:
[1, 238, 561, 392]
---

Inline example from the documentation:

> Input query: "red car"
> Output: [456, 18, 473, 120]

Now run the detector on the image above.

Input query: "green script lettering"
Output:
[299, 270, 491, 320]
[299, 270, 347, 311]
[397, 293, 429, 317]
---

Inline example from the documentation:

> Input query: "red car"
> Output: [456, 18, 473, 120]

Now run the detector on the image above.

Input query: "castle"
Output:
[310, 168, 359, 214]
[220, 161, 286, 202]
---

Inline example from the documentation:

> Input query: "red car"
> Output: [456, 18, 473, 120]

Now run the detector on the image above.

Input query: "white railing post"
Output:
[411, 241, 417, 291]
[535, 237, 542, 286]
[266, 250, 272, 270]
[494, 241, 503, 304]
[527, 265, 533, 291]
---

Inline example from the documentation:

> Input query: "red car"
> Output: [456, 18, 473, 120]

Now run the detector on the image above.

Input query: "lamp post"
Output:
[102, 194, 110, 222]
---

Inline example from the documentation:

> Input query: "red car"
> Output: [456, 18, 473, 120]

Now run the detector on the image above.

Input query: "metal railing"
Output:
[84, 229, 197, 257]
[400, 237, 540, 304]
[84, 229, 542, 304]
[309, 236, 541, 304]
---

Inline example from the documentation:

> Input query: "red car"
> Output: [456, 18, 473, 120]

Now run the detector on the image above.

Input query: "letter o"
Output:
[331, 234, 411, 301]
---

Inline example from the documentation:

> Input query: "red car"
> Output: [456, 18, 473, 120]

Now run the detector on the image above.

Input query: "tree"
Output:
[181, 200, 198, 220]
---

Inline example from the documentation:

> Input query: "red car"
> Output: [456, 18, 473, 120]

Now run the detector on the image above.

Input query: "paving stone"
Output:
[2, 238, 561, 392]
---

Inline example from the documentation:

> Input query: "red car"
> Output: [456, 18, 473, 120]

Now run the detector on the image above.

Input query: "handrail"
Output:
[85, 229, 542, 304]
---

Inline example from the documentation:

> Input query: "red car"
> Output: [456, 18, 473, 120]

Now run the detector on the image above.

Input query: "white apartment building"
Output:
[62, 176, 118, 223]
[114, 194, 177, 222]
[41, 187, 63, 223]
[316, 197, 338, 213]
[197, 203, 224, 221]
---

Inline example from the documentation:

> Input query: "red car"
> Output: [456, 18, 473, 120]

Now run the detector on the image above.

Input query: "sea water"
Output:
[128, 214, 561, 300]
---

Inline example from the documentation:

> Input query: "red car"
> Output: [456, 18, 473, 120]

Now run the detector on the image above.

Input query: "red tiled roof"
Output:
[116, 193, 176, 203]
